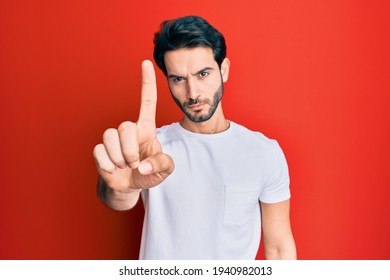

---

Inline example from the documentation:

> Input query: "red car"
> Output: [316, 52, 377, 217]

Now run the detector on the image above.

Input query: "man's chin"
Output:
[185, 113, 213, 123]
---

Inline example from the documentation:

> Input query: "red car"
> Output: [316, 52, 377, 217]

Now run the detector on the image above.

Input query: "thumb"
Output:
[138, 153, 175, 177]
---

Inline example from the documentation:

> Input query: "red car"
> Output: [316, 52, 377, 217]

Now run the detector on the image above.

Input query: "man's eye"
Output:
[173, 77, 183, 82]
[199, 71, 209, 78]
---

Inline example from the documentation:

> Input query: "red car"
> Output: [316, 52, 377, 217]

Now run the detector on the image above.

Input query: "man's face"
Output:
[164, 47, 229, 123]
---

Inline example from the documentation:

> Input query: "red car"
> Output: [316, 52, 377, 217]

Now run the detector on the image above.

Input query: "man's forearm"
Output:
[97, 177, 141, 211]
[264, 237, 297, 260]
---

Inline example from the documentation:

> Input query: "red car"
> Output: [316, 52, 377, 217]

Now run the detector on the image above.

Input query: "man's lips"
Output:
[187, 103, 206, 110]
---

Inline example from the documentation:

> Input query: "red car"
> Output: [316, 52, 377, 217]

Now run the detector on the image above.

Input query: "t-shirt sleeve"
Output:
[259, 140, 291, 203]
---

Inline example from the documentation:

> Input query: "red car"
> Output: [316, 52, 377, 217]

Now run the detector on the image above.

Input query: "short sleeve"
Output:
[259, 140, 291, 203]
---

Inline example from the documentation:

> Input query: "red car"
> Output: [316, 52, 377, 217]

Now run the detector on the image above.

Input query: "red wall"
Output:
[1, 0, 389, 259]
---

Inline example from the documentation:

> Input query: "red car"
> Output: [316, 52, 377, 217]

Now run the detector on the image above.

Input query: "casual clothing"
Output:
[139, 121, 290, 259]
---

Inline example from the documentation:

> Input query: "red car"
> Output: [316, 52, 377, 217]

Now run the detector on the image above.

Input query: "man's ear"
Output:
[220, 58, 230, 83]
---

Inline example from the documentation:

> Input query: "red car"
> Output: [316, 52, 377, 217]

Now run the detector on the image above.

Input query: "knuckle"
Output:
[109, 157, 126, 168]
[141, 97, 156, 106]
[122, 149, 139, 162]
[107, 152, 124, 164]
[115, 160, 127, 168]
[93, 144, 104, 157]
[103, 128, 117, 142]
[118, 121, 135, 133]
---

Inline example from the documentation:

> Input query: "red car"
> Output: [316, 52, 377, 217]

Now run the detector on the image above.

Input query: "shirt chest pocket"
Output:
[223, 184, 260, 227]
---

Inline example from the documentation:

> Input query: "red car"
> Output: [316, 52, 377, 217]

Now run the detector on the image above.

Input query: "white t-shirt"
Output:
[139, 121, 290, 259]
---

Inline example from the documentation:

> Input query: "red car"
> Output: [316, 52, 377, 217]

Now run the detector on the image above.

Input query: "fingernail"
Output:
[138, 162, 152, 174]
[118, 164, 127, 169]
[128, 160, 140, 169]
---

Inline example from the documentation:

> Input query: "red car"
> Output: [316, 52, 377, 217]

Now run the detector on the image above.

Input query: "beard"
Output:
[171, 80, 224, 123]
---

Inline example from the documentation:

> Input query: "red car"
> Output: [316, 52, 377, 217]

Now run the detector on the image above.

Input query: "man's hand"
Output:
[93, 60, 175, 192]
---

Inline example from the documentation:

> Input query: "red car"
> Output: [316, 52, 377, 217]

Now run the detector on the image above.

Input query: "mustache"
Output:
[184, 98, 211, 107]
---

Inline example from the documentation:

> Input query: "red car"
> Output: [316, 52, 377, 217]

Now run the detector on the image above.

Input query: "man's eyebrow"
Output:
[192, 67, 214, 76]
[167, 73, 182, 79]
[167, 67, 214, 79]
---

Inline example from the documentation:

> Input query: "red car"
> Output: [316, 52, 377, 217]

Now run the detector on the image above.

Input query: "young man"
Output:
[93, 16, 296, 260]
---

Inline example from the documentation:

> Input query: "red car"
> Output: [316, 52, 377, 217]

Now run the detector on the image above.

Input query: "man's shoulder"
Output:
[231, 121, 279, 149]
[232, 122, 288, 176]
[157, 122, 178, 133]
[156, 122, 181, 144]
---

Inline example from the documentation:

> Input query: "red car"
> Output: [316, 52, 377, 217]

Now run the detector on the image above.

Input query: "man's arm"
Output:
[260, 199, 297, 259]
[93, 60, 174, 211]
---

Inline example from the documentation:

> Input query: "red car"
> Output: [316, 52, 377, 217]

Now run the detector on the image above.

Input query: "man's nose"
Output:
[186, 78, 200, 99]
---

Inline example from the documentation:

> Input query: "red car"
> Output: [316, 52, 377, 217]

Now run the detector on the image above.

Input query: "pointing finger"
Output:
[138, 60, 157, 123]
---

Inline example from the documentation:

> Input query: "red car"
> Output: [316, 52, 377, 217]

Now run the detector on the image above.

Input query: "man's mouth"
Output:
[188, 102, 204, 108]
[187, 102, 208, 113]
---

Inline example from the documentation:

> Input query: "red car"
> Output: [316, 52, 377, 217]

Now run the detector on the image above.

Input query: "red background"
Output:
[1, 0, 389, 259]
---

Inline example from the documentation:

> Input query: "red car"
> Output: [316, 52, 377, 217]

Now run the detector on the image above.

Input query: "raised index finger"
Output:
[138, 60, 157, 123]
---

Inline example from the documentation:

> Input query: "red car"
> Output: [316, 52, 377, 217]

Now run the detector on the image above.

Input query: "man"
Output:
[93, 16, 296, 260]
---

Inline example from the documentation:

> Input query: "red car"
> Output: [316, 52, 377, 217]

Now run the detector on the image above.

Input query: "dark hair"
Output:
[153, 15, 227, 76]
